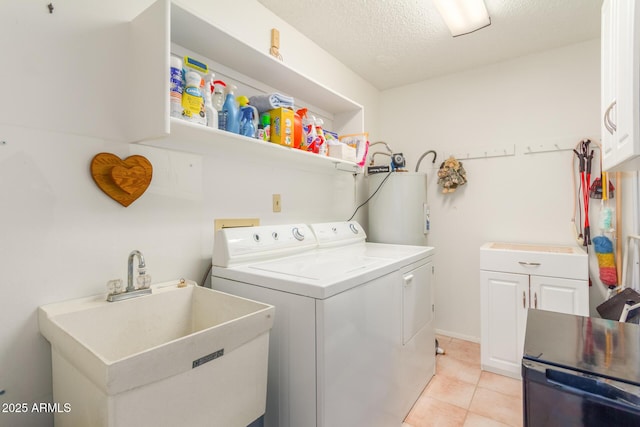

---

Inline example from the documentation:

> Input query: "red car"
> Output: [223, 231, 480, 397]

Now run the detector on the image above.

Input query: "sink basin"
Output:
[38, 280, 274, 427]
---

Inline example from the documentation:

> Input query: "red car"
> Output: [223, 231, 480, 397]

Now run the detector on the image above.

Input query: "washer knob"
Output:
[292, 227, 305, 241]
[349, 223, 359, 234]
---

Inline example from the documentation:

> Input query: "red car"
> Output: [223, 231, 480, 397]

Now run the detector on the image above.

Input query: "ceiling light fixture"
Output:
[433, 0, 491, 37]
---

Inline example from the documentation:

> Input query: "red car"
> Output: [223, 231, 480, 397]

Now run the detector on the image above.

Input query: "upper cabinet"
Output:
[601, 0, 640, 171]
[128, 0, 364, 172]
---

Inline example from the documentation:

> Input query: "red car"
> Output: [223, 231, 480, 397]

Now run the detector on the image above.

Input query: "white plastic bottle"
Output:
[169, 56, 183, 119]
[315, 117, 327, 156]
[212, 80, 226, 130]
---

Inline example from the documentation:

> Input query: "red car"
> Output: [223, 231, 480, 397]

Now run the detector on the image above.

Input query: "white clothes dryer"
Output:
[212, 221, 435, 427]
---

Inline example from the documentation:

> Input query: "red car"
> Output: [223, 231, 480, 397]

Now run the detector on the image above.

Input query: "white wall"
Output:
[0, 1, 379, 426]
[1, 2, 629, 424]
[378, 40, 603, 341]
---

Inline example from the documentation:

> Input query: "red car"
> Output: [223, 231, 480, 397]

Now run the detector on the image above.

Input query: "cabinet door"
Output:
[602, 0, 640, 171]
[480, 270, 529, 378]
[531, 276, 589, 317]
[601, 0, 617, 168]
[613, 0, 640, 166]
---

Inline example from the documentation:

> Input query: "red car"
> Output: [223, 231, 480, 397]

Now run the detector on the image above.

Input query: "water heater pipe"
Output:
[415, 150, 438, 172]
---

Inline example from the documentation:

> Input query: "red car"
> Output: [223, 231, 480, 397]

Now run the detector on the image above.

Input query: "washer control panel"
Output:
[213, 223, 317, 267]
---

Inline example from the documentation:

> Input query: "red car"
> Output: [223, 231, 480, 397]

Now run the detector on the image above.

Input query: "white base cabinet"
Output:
[480, 243, 588, 378]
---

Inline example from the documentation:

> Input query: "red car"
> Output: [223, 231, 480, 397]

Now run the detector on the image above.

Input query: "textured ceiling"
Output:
[257, 0, 603, 90]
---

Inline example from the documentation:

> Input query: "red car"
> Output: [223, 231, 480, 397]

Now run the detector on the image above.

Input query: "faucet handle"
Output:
[136, 274, 152, 289]
[107, 279, 124, 294]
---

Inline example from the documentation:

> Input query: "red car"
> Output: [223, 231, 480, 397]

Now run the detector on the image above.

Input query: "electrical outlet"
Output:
[272, 194, 282, 213]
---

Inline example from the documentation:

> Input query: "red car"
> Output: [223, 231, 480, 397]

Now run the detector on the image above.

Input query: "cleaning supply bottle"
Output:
[297, 108, 319, 153]
[221, 84, 240, 134]
[212, 80, 226, 130]
[237, 96, 259, 138]
[239, 105, 257, 138]
[315, 117, 327, 156]
[260, 113, 271, 141]
[181, 56, 208, 126]
[181, 70, 206, 125]
[293, 109, 303, 149]
[169, 56, 183, 119]
[203, 74, 217, 128]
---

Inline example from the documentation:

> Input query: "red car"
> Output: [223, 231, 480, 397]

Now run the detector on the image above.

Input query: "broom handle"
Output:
[616, 172, 623, 284]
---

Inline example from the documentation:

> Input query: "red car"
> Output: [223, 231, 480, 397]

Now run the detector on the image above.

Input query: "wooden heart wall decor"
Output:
[90, 153, 153, 207]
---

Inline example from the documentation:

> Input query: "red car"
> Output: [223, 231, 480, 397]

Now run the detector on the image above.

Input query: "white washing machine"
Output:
[211, 221, 436, 427]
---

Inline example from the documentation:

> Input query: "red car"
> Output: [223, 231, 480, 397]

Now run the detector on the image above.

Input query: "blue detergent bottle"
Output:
[222, 84, 240, 134]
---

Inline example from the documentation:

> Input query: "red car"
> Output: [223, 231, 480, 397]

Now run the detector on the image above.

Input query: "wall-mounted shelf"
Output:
[140, 119, 361, 173]
[128, 0, 364, 174]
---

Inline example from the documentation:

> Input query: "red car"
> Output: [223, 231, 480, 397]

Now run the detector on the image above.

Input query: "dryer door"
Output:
[402, 260, 434, 345]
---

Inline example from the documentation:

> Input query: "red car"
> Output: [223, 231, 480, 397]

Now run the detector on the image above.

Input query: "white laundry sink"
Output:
[38, 280, 274, 427]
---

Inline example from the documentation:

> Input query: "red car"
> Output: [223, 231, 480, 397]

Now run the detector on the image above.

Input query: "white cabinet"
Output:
[129, 0, 365, 172]
[480, 242, 588, 378]
[601, 0, 640, 171]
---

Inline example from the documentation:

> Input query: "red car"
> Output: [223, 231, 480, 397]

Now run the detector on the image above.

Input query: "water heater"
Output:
[367, 172, 429, 246]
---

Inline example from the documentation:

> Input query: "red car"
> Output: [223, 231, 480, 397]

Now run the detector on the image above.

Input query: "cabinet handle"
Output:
[604, 100, 617, 134]
[518, 261, 541, 267]
[534, 292, 538, 309]
[604, 110, 613, 134]
[523, 291, 526, 308]
[403, 274, 414, 287]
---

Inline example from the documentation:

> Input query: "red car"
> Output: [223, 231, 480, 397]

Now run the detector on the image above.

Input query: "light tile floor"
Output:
[403, 335, 523, 427]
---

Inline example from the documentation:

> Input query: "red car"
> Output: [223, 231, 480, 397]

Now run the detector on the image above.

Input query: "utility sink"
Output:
[38, 280, 275, 427]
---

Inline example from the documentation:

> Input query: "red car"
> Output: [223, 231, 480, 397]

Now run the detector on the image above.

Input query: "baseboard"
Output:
[435, 328, 480, 343]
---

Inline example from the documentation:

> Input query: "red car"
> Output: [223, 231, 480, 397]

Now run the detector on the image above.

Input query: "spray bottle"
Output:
[237, 96, 259, 138]
[203, 74, 217, 128]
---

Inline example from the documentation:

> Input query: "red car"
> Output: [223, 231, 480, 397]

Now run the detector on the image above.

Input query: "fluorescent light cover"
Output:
[433, 0, 491, 37]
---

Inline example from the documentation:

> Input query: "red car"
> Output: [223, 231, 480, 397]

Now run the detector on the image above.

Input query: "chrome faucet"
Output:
[107, 250, 152, 302]
[127, 250, 145, 292]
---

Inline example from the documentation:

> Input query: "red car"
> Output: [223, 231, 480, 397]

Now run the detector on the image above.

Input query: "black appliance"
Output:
[522, 309, 640, 427]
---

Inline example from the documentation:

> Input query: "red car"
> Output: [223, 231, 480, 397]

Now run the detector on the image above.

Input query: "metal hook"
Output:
[47, 3, 54, 13]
